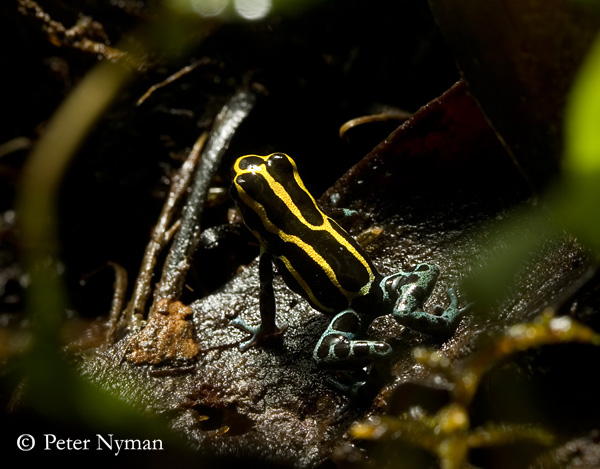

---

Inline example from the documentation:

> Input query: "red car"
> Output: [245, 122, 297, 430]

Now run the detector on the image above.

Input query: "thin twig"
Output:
[136, 59, 210, 106]
[123, 132, 207, 328]
[151, 90, 256, 315]
[338, 111, 412, 140]
[105, 261, 128, 342]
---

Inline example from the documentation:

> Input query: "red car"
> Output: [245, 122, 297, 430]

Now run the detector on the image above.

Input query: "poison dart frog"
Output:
[230, 153, 467, 372]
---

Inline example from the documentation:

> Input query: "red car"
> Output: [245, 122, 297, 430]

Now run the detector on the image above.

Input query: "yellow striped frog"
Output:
[230, 153, 467, 373]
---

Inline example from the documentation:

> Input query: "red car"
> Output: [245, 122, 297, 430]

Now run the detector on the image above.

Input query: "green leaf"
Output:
[556, 33, 600, 251]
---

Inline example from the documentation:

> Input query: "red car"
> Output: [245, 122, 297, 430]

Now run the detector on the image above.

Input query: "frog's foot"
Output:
[232, 317, 287, 352]
[432, 288, 472, 322]
[314, 334, 393, 366]
[313, 310, 393, 367]
[394, 288, 470, 337]
[325, 371, 367, 397]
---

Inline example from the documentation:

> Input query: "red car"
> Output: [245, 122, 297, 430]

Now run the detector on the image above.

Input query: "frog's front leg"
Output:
[313, 310, 392, 367]
[232, 248, 287, 351]
[392, 263, 467, 336]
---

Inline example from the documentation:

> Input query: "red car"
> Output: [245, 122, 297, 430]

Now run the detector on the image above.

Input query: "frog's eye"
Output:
[266, 153, 295, 177]
[235, 173, 269, 201]
[237, 156, 266, 172]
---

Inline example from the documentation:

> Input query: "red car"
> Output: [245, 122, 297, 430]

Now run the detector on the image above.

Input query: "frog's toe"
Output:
[325, 371, 367, 397]
[429, 288, 471, 329]
[231, 316, 253, 333]
[445, 287, 458, 306]
[457, 301, 474, 318]
[443, 288, 472, 317]
[326, 376, 365, 397]
[232, 317, 287, 352]
[232, 317, 259, 351]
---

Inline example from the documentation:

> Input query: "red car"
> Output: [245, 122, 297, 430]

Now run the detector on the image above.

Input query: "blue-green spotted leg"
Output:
[313, 310, 392, 367]
[391, 263, 468, 336]
[313, 310, 392, 394]
[233, 250, 287, 351]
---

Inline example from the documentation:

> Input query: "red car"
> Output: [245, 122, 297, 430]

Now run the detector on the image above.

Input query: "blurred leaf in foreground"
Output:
[555, 33, 600, 251]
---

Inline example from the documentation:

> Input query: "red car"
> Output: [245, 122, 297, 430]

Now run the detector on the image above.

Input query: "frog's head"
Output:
[232, 153, 291, 202]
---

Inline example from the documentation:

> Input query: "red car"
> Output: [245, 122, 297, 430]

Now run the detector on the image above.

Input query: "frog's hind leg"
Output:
[313, 310, 392, 367]
[392, 264, 468, 337]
